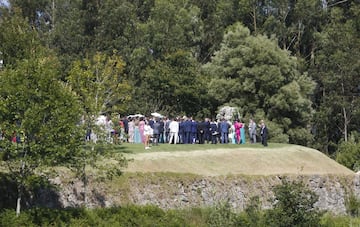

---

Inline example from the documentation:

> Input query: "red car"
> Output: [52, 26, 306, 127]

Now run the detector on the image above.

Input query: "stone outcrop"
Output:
[44, 173, 359, 215]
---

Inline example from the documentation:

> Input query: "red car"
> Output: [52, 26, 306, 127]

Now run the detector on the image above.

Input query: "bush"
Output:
[206, 200, 237, 227]
[0, 209, 35, 227]
[320, 213, 360, 227]
[345, 193, 360, 217]
[264, 179, 322, 227]
[336, 139, 360, 172]
[236, 196, 264, 227]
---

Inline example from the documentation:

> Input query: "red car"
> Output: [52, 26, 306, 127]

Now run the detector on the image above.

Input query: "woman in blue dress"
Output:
[133, 117, 142, 143]
[240, 121, 246, 144]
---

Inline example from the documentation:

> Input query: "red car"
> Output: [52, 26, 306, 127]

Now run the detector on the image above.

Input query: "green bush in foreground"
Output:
[0, 181, 358, 227]
[1, 206, 360, 227]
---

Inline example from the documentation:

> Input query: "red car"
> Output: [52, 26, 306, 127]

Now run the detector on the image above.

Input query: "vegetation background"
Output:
[0, 0, 360, 225]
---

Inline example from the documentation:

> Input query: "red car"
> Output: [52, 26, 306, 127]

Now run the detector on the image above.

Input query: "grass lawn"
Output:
[117, 142, 288, 154]
[117, 142, 355, 176]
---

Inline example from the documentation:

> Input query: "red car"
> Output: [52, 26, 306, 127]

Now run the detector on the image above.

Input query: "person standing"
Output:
[144, 120, 153, 149]
[139, 117, 145, 143]
[260, 120, 268, 146]
[234, 120, 241, 144]
[184, 117, 192, 144]
[240, 121, 246, 144]
[191, 118, 198, 144]
[197, 119, 206, 144]
[159, 118, 165, 143]
[204, 118, 211, 143]
[152, 119, 160, 146]
[178, 118, 185, 144]
[164, 117, 170, 143]
[168, 118, 179, 144]
[248, 119, 257, 144]
[133, 117, 141, 143]
[220, 119, 229, 144]
[210, 119, 218, 144]
[128, 117, 134, 143]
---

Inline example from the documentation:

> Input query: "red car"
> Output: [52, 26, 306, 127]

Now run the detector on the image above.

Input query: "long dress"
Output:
[234, 122, 241, 144]
[128, 121, 134, 143]
[139, 120, 145, 143]
[240, 124, 246, 144]
[229, 124, 236, 144]
[133, 119, 141, 143]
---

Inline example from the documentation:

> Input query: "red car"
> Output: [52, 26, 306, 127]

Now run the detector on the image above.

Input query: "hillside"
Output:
[124, 144, 354, 176]
[28, 143, 357, 215]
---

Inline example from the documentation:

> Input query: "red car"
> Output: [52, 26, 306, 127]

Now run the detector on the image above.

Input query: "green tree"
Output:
[134, 50, 207, 116]
[310, 4, 360, 153]
[0, 49, 83, 215]
[0, 11, 39, 69]
[265, 179, 322, 227]
[9, 0, 50, 26]
[67, 51, 132, 116]
[336, 137, 360, 172]
[67, 51, 131, 204]
[204, 23, 315, 144]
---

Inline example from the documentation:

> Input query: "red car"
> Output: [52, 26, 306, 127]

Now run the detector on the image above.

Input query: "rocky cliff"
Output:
[44, 172, 359, 215]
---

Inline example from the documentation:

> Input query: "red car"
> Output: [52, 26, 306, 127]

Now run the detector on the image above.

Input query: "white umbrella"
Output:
[151, 112, 163, 118]
[134, 113, 144, 117]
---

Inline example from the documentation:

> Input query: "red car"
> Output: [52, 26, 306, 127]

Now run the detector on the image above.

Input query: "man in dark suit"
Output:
[183, 117, 192, 144]
[197, 119, 206, 144]
[191, 118, 198, 144]
[210, 119, 218, 144]
[260, 120, 268, 147]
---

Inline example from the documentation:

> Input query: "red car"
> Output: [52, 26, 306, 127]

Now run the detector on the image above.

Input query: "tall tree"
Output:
[310, 4, 360, 153]
[67, 51, 132, 116]
[0, 11, 39, 68]
[0, 48, 83, 215]
[133, 50, 207, 116]
[204, 23, 315, 144]
[67, 51, 131, 204]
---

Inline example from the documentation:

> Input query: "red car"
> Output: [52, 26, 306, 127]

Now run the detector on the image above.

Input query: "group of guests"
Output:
[118, 116, 268, 149]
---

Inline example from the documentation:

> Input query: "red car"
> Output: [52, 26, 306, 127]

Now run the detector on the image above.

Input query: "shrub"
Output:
[206, 200, 237, 227]
[336, 139, 360, 172]
[345, 193, 360, 217]
[264, 179, 322, 227]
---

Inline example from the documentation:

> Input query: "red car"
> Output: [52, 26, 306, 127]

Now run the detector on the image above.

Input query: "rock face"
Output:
[43, 173, 359, 215]
[216, 106, 239, 121]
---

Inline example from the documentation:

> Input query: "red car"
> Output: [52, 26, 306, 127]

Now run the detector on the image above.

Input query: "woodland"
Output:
[0, 0, 359, 154]
[0, 0, 360, 223]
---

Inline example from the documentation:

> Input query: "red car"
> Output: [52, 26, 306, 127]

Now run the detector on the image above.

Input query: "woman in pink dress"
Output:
[139, 117, 145, 143]
[234, 120, 242, 144]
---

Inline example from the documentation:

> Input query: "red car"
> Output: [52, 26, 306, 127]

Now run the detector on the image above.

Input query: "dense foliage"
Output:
[1, 0, 359, 156]
[0, 0, 360, 218]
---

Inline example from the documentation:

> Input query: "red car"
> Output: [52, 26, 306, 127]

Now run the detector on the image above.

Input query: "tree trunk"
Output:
[342, 106, 348, 142]
[16, 186, 22, 216]
[16, 144, 27, 216]
[83, 163, 88, 207]
[341, 82, 348, 142]
[252, 5, 257, 34]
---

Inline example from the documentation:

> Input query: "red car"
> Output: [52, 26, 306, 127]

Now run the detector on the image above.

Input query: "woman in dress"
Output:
[240, 121, 246, 144]
[139, 117, 145, 143]
[144, 120, 153, 149]
[133, 117, 141, 143]
[234, 120, 241, 144]
[128, 117, 134, 143]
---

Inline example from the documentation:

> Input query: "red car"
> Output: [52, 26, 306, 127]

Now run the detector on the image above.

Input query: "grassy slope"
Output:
[122, 143, 354, 176]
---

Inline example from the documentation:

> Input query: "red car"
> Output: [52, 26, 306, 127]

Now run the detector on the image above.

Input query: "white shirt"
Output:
[144, 125, 153, 136]
[169, 120, 179, 133]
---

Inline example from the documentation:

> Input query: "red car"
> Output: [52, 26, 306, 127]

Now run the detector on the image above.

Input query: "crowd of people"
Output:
[110, 116, 268, 149]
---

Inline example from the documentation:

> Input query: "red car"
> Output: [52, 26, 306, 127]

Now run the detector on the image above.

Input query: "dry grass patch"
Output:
[124, 144, 354, 176]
